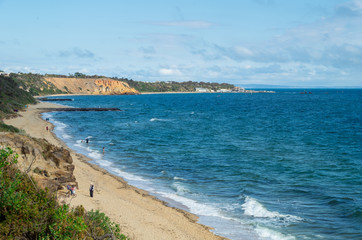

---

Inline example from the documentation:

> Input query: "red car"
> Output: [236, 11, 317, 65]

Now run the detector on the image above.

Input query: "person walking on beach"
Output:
[46, 126, 48, 131]
[89, 184, 94, 197]
[67, 185, 72, 195]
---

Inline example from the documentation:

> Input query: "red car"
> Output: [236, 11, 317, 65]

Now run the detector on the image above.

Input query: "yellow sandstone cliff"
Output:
[0, 132, 77, 195]
[45, 77, 139, 95]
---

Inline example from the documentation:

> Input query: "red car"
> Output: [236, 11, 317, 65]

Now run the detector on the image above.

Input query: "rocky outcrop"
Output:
[44, 77, 139, 95]
[0, 132, 77, 194]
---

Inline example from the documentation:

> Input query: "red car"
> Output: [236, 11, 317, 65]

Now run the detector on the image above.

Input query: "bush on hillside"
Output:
[0, 147, 129, 239]
[0, 75, 36, 115]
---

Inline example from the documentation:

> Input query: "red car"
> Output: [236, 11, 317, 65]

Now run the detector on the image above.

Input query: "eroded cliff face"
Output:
[94, 79, 138, 94]
[45, 77, 139, 95]
[0, 132, 77, 194]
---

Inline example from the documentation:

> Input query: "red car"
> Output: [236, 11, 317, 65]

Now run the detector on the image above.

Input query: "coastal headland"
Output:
[4, 101, 226, 240]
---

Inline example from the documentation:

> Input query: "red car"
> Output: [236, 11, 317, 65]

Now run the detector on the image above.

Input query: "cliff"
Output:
[45, 77, 139, 95]
[0, 132, 77, 196]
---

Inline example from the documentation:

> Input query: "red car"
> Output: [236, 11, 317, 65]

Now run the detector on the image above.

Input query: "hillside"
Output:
[4, 72, 235, 95]
[0, 136, 128, 239]
[113, 78, 235, 92]
[0, 74, 128, 239]
[4, 73, 139, 96]
[44, 77, 140, 95]
[9, 73, 65, 96]
[0, 75, 36, 131]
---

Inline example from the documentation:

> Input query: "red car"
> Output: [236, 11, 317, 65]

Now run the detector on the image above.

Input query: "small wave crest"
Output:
[173, 176, 187, 181]
[242, 196, 302, 222]
[255, 226, 296, 240]
[108, 166, 147, 183]
[88, 151, 103, 160]
[62, 133, 72, 139]
[53, 120, 68, 131]
[157, 192, 222, 218]
[73, 140, 103, 160]
[171, 182, 190, 194]
[150, 118, 170, 122]
[45, 116, 73, 140]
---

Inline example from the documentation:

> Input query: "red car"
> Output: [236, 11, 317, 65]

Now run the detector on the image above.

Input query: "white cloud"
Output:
[159, 68, 182, 76]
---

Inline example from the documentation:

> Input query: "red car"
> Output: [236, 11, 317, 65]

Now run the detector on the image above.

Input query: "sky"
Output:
[1, 0, 362, 87]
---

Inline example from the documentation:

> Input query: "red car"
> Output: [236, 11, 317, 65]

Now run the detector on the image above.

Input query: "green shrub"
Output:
[85, 210, 129, 240]
[0, 122, 20, 133]
[47, 205, 87, 239]
[0, 147, 129, 239]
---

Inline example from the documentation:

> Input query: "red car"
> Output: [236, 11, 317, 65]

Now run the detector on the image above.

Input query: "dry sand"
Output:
[4, 101, 225, 240]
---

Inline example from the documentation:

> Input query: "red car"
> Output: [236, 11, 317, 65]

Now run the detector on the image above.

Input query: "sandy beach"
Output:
[4, 101, 225, 240]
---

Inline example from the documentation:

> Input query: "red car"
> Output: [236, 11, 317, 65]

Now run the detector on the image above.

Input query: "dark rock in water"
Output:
[38, 98, 73, 101]
[38, 107, 121, 112]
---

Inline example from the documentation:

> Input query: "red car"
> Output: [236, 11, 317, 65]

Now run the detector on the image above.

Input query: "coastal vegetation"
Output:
[0, 147, 128, 239]
[8, 73, 65, 96]
[0, 75, 36, 131]
[3, 72, 235, 94]
[0, 74, 129, 239]
[111, 77, 235, 92]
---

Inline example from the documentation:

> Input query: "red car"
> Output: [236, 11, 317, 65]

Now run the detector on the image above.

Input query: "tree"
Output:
[74, 72, 87, 78]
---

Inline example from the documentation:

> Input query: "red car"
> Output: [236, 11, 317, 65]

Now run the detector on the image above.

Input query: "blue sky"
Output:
[1, 0, 361, 87]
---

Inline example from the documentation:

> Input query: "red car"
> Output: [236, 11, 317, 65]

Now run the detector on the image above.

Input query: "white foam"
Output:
[62, 133, 72, 139]
[109, 166, 147, 182]
[96, 159, 112, 167]
[47, 117, 74, 141]
[150, 118, 170, 122]
[42, 113, 52, 119]
[158, 192, 222, 217]
[53, 120, 68, 131]
[255, 226, 296, 240]
[242, 196, 302, 222]
[171, 182, 190, 194]
[173, 176, 187, 181]
[88, 151, 103, 160]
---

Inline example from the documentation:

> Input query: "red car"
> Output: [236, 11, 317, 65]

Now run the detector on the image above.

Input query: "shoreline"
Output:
[34, 91, 214, 98]
[4, 101, 226, 240]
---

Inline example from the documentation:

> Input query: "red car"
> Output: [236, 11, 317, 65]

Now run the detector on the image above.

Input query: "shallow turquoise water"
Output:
[44, 89, 362, 240]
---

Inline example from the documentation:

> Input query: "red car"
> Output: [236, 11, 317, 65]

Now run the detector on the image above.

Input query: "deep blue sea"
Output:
[43, 89, 361, 240]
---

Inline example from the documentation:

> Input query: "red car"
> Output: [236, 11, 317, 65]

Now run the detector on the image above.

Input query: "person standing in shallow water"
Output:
[90, 184, 94, 197]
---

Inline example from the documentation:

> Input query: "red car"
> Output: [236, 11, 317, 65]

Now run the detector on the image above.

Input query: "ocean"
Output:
[42, 89, 361, 240]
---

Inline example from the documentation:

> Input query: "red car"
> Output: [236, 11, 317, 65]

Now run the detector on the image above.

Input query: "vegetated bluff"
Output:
[45, 77, 139, 95]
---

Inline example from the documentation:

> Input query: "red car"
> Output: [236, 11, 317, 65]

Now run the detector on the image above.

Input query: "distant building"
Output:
[217, 89, 232, 93]
[232, 87, 245, 92]
[0, 71, 9, 76]
[195, 87, 210, 92]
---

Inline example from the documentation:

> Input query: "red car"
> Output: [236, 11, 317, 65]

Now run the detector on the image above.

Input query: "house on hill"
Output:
[195, 87, 210, 92]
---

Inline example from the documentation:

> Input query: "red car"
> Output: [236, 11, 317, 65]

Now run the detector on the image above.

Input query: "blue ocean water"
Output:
[43, 90, 361, 240]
